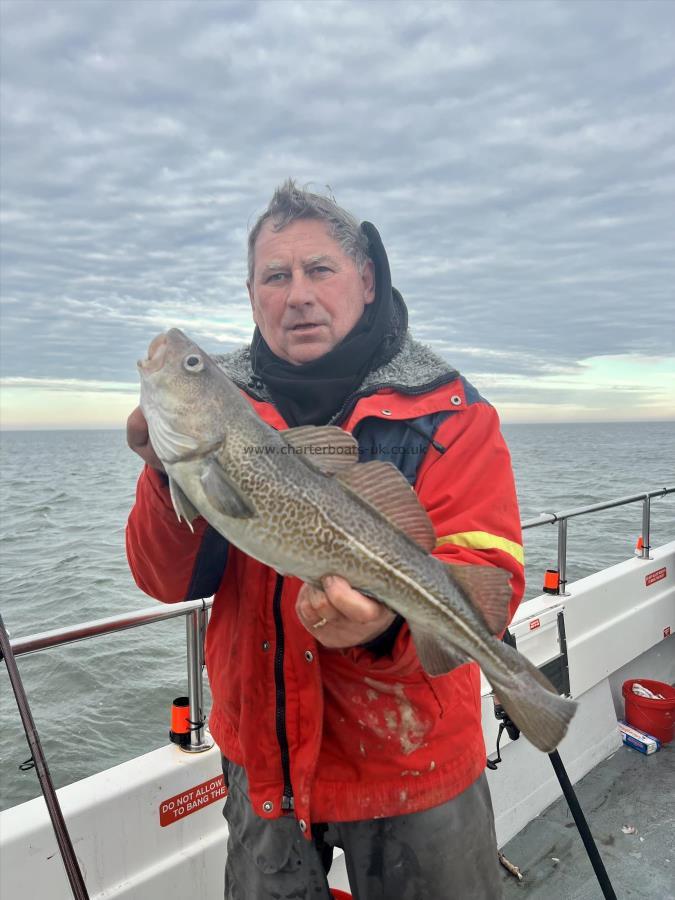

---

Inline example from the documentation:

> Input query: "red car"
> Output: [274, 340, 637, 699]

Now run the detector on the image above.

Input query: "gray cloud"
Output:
[1, 0, 674, 412]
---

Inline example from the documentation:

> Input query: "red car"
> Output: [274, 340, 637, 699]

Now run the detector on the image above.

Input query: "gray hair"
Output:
[247, 179, 370, 281]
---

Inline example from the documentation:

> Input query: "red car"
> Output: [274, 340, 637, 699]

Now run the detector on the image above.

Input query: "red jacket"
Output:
[126, 348, 524, 833]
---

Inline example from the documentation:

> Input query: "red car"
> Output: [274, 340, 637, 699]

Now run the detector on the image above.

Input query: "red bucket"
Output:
[622, 678, 675, 745]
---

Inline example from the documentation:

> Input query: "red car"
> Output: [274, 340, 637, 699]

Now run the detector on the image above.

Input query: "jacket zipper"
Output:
[272, 574, 294, 811]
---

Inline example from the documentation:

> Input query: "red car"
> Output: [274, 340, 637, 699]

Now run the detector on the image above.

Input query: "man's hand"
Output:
[126, 406, 165, 472]
[296, 575, 396, 648]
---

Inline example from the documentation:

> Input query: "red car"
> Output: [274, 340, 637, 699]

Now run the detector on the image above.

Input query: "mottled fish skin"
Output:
[139, 329, 576, 753]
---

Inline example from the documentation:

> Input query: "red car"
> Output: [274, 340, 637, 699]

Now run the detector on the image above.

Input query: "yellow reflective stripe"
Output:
[435, 530, 524, 566]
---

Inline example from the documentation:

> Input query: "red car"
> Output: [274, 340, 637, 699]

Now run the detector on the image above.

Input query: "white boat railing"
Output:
[8, 597, 215, 752]
[521, 485, 674, 595]
[5, 485, 674, 752]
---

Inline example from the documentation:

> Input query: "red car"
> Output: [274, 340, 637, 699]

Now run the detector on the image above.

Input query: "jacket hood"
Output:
[215, 330, 459, 404]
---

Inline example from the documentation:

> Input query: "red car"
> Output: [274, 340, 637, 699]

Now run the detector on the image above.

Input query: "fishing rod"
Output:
[490, 699, 617, 900]
[0, 614, 90, 900]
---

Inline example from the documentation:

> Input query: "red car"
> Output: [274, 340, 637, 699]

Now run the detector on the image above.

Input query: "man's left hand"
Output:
[296, 575, 396, 648]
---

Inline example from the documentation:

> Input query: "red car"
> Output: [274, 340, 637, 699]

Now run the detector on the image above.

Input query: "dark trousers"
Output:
[222, 760, 503, 900]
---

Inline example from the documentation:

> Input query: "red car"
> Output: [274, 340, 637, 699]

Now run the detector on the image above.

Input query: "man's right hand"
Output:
[127, 406, 165, 472]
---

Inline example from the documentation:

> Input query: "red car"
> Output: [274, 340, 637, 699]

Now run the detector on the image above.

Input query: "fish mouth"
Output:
[138, 332, 168, 374]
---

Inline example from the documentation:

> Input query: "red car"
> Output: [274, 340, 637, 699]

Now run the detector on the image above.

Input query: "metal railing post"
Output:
[198, 605, 208, 670]
[557, 518, 569, 595]
[641, 495, 652, 560]
[184, 606, 213, 752]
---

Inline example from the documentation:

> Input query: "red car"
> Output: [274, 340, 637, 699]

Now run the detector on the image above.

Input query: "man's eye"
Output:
[266, 272, 287, 283]
[311, 266, 331, 275]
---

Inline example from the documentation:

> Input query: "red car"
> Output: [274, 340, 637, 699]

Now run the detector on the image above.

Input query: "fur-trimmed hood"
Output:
[214, 332, 459, 422]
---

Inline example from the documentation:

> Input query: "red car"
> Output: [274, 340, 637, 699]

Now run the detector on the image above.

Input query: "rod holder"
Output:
[557, 518, 569, 596]
[640, 496, 652, 560]
[183, 606, 213, 753]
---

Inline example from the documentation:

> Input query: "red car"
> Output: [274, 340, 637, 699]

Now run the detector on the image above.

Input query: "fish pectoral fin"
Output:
[409, 624, 468, 676]
[279, 425, 359, 474]
[200, 461, 255, 519]
[169, 477, 199, 531]
[336, 462, 436, 553]
[444, 564, 512, 635]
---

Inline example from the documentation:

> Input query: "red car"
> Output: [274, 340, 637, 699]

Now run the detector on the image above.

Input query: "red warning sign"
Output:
[529, 618, 541, 631]
[645, 567, 667, 587]
[159, 775, 227, 826]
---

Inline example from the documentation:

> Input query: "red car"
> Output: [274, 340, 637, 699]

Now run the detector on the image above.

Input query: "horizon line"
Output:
[1, 418, 674, 434]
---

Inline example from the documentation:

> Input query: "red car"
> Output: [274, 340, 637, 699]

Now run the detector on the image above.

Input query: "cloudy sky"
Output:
[1, 0, 673, 428]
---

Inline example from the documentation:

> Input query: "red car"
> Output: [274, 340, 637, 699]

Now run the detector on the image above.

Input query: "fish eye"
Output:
[184, 354, 204, 372]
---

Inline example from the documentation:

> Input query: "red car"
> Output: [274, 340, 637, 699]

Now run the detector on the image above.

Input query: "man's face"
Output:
[247, 218, 375, 365]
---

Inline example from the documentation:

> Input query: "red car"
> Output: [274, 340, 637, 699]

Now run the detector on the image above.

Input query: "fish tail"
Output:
[488, 641, 577, 753]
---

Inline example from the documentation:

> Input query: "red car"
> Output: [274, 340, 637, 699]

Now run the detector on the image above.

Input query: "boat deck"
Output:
[500, 741, 674, 899]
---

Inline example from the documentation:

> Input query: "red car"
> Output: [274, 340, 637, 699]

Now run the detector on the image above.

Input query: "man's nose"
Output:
[286, 272, 316, 306]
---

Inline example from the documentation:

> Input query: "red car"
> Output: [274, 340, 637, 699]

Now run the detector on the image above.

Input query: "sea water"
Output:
[1, 422, 673, 810]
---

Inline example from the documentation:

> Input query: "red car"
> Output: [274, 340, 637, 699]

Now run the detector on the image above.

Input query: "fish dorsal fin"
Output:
[445, 563, 512, 635]
[409, 623, 468, 676]
[280, 425, 359, 474]
[336, 461, 436, 553]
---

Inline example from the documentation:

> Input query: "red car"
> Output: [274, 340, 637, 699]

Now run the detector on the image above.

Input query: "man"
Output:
[126, 180, 524, 899]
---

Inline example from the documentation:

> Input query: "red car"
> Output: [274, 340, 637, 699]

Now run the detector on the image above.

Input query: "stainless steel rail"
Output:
[521, 485, 674, 595]
[9, 597, 214, 656]
[5, 486, 674, 749]
[8, 597, 215, 753]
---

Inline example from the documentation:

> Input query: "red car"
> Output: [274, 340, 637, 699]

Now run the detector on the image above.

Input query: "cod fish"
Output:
[138, 328, 576, 752]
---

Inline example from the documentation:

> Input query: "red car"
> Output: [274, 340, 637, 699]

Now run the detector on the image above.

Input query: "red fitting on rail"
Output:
[543, 569, 560, 595]
[170, 696, 191, 746]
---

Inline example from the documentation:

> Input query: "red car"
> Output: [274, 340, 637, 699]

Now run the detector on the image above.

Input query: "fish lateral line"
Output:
[324, 522, 526, 681]
[304, 507, 492, 658]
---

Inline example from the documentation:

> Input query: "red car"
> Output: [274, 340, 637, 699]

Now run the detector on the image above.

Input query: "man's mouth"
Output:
[290, 323, 324, 332]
